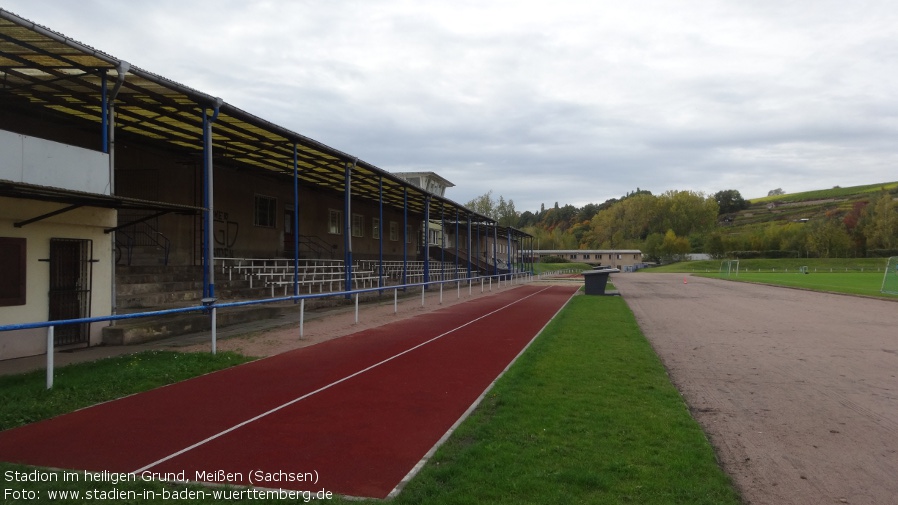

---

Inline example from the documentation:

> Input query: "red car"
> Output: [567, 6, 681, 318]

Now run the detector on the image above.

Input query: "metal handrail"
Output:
[1, 272, 535, 389]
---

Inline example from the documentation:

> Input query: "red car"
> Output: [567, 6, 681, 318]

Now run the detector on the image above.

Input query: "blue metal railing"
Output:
[1, 272, 534, 389]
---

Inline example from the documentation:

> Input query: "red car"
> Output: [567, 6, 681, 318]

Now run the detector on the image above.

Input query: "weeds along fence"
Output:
[0, 272, 534, 390]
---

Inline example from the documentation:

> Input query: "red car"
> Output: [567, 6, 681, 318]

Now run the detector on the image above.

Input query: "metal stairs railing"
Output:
[296, 234, 337, 259]
[115, 212, 171, 266]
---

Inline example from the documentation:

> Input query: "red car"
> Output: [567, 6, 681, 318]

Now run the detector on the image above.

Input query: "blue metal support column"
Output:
[343, 160, 355, 296]
[507, 230, 512, 274]
[378, 176, 384, 290]
[201, 110, 209, 298]
[475, 222, 481, 274]
[292, 142, 299, 297]
[402, 188, 408, 288]
[493, 223, 499, 276]
[454, 209, 459, 277]
[423, 195, 431, 285]
[202, 100, 222, 301]
[466, 215, 472, 278]
[440, 205, 446, 269]
[530, 237, 536, 275]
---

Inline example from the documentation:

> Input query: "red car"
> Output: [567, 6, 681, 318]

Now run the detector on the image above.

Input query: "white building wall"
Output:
[0, 129, 115, 360]
[0, 200, 115, 360]
[0, 130, 109, 194]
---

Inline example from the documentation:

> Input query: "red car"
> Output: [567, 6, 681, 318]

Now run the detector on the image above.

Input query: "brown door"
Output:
[48, 238, 92, 346]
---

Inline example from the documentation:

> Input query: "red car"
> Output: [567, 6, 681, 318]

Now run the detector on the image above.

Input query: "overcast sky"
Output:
[5, 1, 898, 212]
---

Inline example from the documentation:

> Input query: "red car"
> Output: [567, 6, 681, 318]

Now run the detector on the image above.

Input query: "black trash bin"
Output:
[582, 267, 620, 296]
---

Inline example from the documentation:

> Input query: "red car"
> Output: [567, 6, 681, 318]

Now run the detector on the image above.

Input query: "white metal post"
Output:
[211, 307, 217, 355]
[299, 299, 305, 338]
[46, 326, 54, 390]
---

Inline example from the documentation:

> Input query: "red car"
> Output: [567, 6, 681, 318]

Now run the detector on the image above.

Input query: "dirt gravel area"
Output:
[612, 273, 898, 505]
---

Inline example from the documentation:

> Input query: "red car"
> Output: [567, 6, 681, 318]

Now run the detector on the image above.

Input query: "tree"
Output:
[496, 195, 519, 227]
[865, 191, 898, 249]
[713, 189, 750, 215]
[659, 229, 691, 262]
[465, 190, 496, 219]
[704, 232, 727, 259]
[655, 190, 718, 237]
[768, 188, 785, 197]
[807, 218, 851, 258]
[465, 190, 519, 227]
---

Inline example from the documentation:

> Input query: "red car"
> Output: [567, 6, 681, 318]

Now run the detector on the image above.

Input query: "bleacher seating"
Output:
[216, 258, 474, 298]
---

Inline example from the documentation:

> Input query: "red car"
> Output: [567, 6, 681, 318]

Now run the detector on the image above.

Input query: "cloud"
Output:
[5, 0, 898, 210]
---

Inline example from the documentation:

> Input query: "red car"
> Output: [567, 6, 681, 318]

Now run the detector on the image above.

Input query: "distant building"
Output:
[530, 250, 643, 268]
[393, 172, 455, 198]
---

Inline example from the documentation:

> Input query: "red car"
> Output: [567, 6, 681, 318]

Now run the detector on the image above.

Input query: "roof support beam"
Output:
[13, 204, 83, 228]
[103, 210, 169, 234]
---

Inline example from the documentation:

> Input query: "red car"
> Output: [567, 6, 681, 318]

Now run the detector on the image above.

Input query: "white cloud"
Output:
[5, 0, 898, 210]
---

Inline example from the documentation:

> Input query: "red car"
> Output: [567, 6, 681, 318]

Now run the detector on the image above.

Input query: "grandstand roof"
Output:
[0, 9, 526, 237]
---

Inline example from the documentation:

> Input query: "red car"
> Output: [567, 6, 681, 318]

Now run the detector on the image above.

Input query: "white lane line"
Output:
[132, 285, 555, 475]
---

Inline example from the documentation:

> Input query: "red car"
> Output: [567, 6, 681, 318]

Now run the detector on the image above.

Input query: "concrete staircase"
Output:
[102, 265, 293, 345]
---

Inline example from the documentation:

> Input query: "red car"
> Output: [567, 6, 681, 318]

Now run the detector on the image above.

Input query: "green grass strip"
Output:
[0, 350, 254, 431]
[388, 294, 740, 505]
[700, 271, 898, 299]
[653, 257, 889, 273]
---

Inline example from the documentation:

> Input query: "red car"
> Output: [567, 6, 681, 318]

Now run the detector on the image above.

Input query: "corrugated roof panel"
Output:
[0, 8, 519, 234]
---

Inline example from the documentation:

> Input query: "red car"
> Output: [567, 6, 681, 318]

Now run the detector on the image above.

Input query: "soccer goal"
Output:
[720, 259, 740, 277]
[799, 266, 809, 274]
[882, 257, 898, 295]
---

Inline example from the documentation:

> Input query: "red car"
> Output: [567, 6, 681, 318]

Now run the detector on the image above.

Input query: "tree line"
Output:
[466, 187, 898, 263]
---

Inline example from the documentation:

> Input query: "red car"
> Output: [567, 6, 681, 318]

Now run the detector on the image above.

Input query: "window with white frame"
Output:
[253, 194, 277, 228]
[352, 214, 364, 237]
[406, 225, 412, 244]
[389, 221, 398, 241]
[328, 209, 342, 235]
[372, 218, 380, 239]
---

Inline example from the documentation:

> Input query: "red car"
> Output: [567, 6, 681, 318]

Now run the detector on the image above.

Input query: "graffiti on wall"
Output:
[214, 210, 238, 257]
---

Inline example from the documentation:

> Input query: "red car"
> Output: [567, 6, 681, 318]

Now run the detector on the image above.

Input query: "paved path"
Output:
[613, 273, 898, 505]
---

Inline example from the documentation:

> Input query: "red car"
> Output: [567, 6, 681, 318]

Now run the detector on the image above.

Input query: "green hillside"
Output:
[722, 181, 898, 231]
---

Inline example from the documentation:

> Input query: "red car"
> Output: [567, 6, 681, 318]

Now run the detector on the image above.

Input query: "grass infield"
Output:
[651, 258, 898, 299]
[0, 296, 740, 504]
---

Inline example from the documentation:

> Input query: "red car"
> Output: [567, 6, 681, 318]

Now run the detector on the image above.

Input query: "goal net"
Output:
[719, 259, 740, 277]
[882, 257, 898, 295]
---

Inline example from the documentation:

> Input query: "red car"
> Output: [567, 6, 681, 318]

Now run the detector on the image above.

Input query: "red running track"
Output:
[0, 284, 577, 499]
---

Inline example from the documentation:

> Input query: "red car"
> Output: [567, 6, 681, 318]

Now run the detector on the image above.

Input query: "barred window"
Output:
[328, 209, 343, 235]
[352, 214, 364, 238]
[253, 195, 277, 228]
